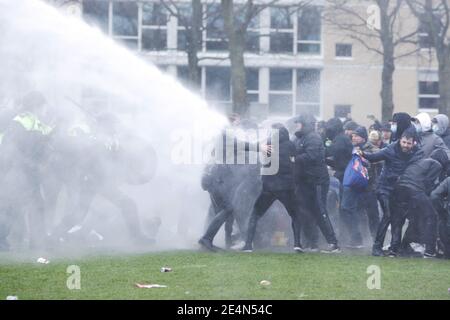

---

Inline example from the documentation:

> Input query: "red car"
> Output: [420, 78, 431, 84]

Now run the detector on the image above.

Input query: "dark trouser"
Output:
[297, 181, 338, 246]
[432, 198, 450, 258]
[231, 176, 262, 242]
[245, 189, 302, 248]
[391, 187, 437, 254]
[341, 187, 380, 245]
[201, 185, 234, 243]
[205, 195, 234, 247]
[373, 193, 392, 250]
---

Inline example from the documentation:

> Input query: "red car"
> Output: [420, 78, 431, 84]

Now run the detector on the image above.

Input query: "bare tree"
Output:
[407, 0, 450, 115]
[325, 0, 419, 122]
[159, 0, 205, 90]
[221, 0, 312, 115]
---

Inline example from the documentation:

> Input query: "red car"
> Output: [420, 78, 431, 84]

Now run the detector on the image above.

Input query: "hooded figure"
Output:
[242, 123, 304, 253]
[414, 112, 448, 158]
[292, 113, 329, 185]
[391, 112, 413, 142]
[292, 114, 340, 252]
[433, 114, 450, 148]
[325, 118, 353, 182]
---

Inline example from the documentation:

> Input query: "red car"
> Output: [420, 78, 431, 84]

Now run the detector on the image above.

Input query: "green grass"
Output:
[1, 250, 450, 299]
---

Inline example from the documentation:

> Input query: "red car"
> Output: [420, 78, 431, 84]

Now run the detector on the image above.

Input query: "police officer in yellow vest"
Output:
[0, 91, 53, 251]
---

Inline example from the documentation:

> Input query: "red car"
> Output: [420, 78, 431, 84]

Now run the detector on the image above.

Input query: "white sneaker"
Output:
[294, 246, 304, 253]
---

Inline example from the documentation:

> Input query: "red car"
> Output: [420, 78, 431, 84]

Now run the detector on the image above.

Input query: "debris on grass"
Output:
[260, 280, 271, 286]
[160, 267, 172, 272]
[6, 296, 18, 300]
[135, 283, 167, 288]
[36, 257, 50, 264]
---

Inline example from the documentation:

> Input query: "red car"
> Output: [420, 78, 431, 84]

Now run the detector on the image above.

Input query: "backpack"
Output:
[343, 154, 369, 190]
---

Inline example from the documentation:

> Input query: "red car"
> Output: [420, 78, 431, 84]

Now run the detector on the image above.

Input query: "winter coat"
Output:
[392, 112, 413, 142]
[363, 141, 423, 195]
[324, 118, 353, 182]
[431, 177, 450, 212]
[359, 141, 381, 191]
[397, 158, 442, 195]
[261, 126, 296, 192]
[418, 131, 448, 158]
[292, 119, 329, 185]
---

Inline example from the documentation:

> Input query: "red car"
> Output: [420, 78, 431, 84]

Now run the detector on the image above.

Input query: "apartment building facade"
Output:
[64, 0, 440, 125]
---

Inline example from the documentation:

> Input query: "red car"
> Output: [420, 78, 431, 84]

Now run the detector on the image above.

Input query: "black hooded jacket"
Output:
[292, 115, 329, 185]
[392, 112, 413, 142]
[261, 125, 296, 192]
[397, 158, 442, 194]
[324, 118, 353, 182]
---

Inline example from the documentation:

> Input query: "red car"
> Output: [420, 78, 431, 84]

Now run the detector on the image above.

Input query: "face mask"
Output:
[414, 122, 422, 134]
[432, 124, 440, 134]
[391, 123, 397, 134]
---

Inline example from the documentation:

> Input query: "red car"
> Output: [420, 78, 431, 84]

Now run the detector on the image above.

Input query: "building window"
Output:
[112, 1, 139, 49]
[141, 3, 168, 51]
[82, 0, 109, 34]
[176, 4, 192, 51]
[296, 69, 320, 116]
[269, 69, 293, 115]
[270, 7, 294, 54]
[246, 68, 259, 103]
[297, 7, 321, 55]
[205, 67, 231, 102]
[205, 4, 228, 51]
[336, 43, 352, 58]
[334, 105, 352, 119]
[419, 80, 439, 110]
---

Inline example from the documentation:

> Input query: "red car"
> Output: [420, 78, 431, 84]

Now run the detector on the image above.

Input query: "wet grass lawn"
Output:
[1, 250, 450, 299]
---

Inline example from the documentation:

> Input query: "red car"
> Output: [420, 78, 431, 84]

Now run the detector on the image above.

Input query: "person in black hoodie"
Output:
[431, 165, 450, 259]
[292, 114, 340, 253]
[358, 128, 423, 256]
[242, 123, 303, 253]
[389, 149, 448, 258]
[324, 118, 353, 243]
[324, 118, 353, 184]
[390, 112, 413, 143]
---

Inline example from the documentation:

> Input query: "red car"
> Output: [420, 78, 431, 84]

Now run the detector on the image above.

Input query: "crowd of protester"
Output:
[199, 111, 450, 259]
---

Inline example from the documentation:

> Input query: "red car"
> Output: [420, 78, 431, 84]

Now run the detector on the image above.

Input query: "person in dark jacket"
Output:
[358, 128, 423, 256]
[341, 126, 380, 248]
[199, 120, 262, 251]
[242, 123, 303, 253]
[199, 159, 236, 252]
[390, 149, 448, 257]
[391, 112, 413, 143]
[431, 170, 450, 259]
[343, 121, 359, 138]
[292, 114, 340, 253]
[432, 114, 450, 149]
[325, 118, 353, 183]
[324, 118, 353, 243]
[380, 123, 392, 147]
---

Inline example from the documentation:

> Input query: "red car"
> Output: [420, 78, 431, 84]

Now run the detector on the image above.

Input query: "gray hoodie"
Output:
[415, 112, 448, 157]
[433, 114, 450, 149]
